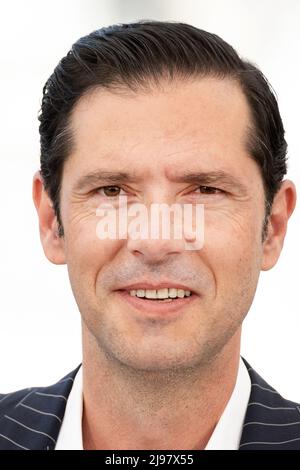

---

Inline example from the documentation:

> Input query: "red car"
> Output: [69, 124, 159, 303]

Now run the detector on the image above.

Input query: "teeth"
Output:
[136, 289, 145, 298]
[145, 289, 157, 299]
[177, 289, 185, 298]
[129, 290, 137, 296]
[168, 288, 178, 298]
[128, 288, 192, 299]
[157, 288, 169, 299]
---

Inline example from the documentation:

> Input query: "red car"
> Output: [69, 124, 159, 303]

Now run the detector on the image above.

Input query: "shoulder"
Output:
[240, 358, 300, 449]
[0, 365, 81, 449]
[243, 357, 300, 409]
[0, 387, 37, 416]
[0, 365, 81, 420]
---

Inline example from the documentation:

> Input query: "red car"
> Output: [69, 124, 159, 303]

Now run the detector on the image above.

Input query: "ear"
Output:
[261, 180, 297, 271]
[32, 170, 66, 265]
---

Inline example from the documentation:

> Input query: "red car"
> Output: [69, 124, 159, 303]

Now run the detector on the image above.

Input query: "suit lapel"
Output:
[239, 359, 300, 449]
[2, 360, 300, 450]
[0, 366, 80, 450]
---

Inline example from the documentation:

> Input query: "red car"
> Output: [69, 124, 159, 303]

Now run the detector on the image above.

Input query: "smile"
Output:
[128, 287, 192, 301]
[116, 289, 197, 315]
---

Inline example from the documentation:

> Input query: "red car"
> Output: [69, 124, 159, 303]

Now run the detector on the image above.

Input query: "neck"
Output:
[81, 327, 241, 450]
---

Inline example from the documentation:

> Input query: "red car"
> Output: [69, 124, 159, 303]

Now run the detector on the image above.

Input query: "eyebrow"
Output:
[169, 170, 247, 192]
[73, 169, 248, 193]
[73, 170, 138, 191]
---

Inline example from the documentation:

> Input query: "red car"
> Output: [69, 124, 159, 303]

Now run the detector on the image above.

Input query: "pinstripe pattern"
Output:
[0, 360, 299, 450]
[0, 366, 80, 450]
[239, 359, 300, 449]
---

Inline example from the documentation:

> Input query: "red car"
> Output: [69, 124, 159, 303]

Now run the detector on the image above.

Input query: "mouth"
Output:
[127, 287, 192, 301]
[116, 287, 197, 315]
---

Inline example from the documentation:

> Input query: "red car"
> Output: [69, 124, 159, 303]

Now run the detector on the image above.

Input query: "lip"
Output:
[116, 289, 198, 316]
[115, 281, 196, 294]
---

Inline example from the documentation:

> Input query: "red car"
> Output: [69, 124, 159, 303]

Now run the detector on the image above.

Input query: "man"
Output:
[0, 21, 298, 450]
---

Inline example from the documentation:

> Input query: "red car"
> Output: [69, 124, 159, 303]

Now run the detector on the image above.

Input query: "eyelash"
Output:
[96, 185, 223, 197]
[96, 186, 127, 197]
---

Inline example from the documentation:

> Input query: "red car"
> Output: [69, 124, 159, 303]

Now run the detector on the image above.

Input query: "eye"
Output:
[96, 185, 126, 197]
[196, 186, 223, 195]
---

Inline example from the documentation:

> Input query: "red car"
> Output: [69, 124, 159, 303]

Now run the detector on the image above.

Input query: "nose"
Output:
[123, 185, 200, 263]
[126, 210, 197, 264]
[127, 235, 186, 264]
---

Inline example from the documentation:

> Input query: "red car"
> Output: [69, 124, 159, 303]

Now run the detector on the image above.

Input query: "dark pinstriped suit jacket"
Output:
[0, 358, 299, 450]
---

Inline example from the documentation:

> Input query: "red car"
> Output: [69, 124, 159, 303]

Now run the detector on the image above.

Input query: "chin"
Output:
[110, 345, 212, 373]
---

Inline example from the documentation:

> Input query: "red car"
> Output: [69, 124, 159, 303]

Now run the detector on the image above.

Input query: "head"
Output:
[33, 21, 296, 373]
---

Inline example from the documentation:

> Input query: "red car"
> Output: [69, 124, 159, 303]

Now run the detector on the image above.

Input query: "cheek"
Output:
[194, 212, 263, 333]
[64, 214, 123, 289]
[203, 204, 264, 251]
[202, 209, 263, 290]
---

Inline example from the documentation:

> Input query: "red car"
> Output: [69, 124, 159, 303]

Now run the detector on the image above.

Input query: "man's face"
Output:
[59, 78, 266, 371]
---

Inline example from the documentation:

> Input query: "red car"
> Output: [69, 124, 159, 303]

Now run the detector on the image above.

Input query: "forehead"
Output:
[66, 77, 254, 180]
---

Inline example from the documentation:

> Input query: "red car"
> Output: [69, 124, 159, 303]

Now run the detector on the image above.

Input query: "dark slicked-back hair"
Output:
[39, 21, 287, 238]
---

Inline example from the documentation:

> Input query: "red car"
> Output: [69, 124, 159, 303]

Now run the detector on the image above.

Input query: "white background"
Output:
[0, 0, 299, 401]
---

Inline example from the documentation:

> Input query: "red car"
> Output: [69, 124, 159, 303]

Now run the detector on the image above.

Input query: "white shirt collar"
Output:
[55, 366, 83, 450]
[204, 356, 251, 449]
[55, 357, 251, 450]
